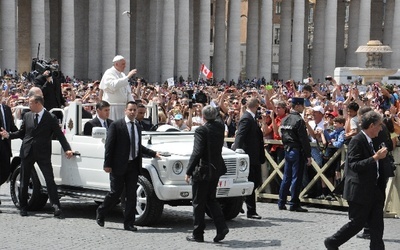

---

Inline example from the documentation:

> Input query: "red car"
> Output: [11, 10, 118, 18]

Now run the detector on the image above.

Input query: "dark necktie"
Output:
[34, 114, 39, 128]
[369, 141, 375, 154]
[0, 106, 5, 130]
[103, 121, 108, 130]
[130, 121, 136, 159]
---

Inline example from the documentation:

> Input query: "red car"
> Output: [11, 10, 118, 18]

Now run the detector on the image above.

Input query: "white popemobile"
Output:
[8, 102, 253, 225]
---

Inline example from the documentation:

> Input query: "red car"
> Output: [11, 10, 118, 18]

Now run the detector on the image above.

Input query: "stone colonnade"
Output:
[0, 0, 400, 83]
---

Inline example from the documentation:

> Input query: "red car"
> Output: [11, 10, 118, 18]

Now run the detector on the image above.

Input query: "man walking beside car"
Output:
[185, 105, 229, 242]
[2, 95, 74, 218]
[233, 97, 265, 219]
[96, 101, 160, 231]
[324, 111, 387, 250]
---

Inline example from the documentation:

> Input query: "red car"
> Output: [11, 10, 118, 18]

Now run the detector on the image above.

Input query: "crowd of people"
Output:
[1, 56, 398, 246]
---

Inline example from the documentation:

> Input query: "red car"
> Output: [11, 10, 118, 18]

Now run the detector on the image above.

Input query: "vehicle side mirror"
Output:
[92, 127, 107, 139]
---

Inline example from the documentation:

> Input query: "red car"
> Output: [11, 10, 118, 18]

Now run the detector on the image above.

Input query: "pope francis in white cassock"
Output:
[99, 55, 137, 120]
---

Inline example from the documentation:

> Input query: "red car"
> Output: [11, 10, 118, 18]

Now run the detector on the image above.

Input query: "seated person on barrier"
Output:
[83, 101, 113, 135]
[304, 105, 325, 198]
[321, 116, 346, 201]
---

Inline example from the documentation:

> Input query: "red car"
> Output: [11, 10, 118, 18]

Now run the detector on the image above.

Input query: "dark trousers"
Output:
[330, 187, 385, 250]
[246, 164, 261, 215]
[278, 148, 305, 208]
[192, 178, 227, 237]
[20, 155, 60, 209]
[0, 143, 11, 186]
[97, 160, 139, 227]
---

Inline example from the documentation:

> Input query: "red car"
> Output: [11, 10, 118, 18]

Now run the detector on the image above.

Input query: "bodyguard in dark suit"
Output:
[3, 95, 73, 218]
[96, 101, 159, 231]
[325, 111, 387, 250]
[83, 101, 113, 135]
[185, 105, 229, 243]
[233, 97, 265, 219]
[0, 97, 18, 211]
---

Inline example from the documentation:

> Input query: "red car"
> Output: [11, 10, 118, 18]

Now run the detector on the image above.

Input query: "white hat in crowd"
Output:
[312, 105, 325, 114]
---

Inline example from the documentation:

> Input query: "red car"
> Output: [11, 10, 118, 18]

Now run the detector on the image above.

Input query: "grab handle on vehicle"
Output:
[73, 151, 81, 156]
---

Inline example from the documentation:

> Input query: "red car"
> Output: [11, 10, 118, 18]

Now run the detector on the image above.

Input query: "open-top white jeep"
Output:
[8, 102, 254, 225]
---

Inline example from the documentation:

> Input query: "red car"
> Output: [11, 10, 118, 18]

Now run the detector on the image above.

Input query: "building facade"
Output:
[0, 0, 399, 83]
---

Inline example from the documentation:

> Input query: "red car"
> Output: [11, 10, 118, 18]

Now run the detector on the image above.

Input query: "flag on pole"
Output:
[200, 64, 213, 79]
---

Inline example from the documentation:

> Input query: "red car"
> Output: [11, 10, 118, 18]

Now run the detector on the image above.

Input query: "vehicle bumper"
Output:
[153, 180, 254, 201]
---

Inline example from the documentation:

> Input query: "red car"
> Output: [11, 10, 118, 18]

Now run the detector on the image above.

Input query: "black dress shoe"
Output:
[289, 206, 308, 212]
[96, 210, 105, 227]
[247, 213, 262, 219]
[53, 206, 64, 218]
[124, 225, 138, 232]
[278, 205, 287, 210]
[324, 237, 338, 250]
[356, 231, 370, 239]
[214, 228, 229, 242]
[20, 208, 28, 217]
[186, 235, 204, 242]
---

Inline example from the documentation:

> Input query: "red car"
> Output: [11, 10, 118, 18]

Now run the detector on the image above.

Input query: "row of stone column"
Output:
[310, 0, 400, 82]
[2, 0, 400, 83]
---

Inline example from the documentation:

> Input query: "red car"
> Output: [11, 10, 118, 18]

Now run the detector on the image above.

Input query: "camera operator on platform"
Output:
[33, 59, 66, 120]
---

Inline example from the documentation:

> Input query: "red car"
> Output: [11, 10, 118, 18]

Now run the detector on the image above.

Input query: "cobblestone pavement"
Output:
[1, 183, 399, 250]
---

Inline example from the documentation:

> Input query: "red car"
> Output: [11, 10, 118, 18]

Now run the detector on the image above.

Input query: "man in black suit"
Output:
[233, 97, 265, 219]
[185, 105, 229, 243]
[2, 95, 74, 218]
[83, 101, 113, 135]
[135, 103, 152, 131]
[325, 111, 387, 250]
[0, 91, 18, 211]
[96, 101, 160, 231]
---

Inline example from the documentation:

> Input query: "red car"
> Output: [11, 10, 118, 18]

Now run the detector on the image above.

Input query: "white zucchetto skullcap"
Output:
[112, 55, 125, 63]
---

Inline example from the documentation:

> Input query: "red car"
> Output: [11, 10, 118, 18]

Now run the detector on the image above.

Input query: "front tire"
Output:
[134, 175, 164, 226]
[10, 165, 48, 210]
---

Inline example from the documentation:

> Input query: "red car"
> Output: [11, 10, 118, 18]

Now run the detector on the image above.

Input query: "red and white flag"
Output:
[200, 64, 213, 79]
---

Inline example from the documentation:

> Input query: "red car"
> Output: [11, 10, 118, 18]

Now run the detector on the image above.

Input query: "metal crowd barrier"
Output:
[224, 138, 400, 218]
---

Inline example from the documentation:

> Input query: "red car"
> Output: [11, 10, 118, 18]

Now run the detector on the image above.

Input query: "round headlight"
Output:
[238, 158, 248, 172]
[172, 161, 184, 175]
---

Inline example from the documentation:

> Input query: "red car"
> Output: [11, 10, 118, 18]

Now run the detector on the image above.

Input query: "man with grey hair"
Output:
[185, 105, 229, 243]
[233, 97, 265, 219]
[325, 111, 387, 250]
[99, 55, 137, 120]
[28, 87, 43, 97]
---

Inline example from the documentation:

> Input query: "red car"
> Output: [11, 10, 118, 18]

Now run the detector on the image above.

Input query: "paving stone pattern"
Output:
[1, 184, 399, 250]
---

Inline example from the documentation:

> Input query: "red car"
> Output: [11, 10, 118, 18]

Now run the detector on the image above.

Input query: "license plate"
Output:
[218, 178, 233, 188]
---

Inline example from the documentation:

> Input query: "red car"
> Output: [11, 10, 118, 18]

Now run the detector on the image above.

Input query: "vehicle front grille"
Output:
[223, 158, 236, 176]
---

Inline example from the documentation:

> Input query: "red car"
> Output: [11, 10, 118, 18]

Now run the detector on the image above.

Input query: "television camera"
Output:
[31, 58, 61, 78]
